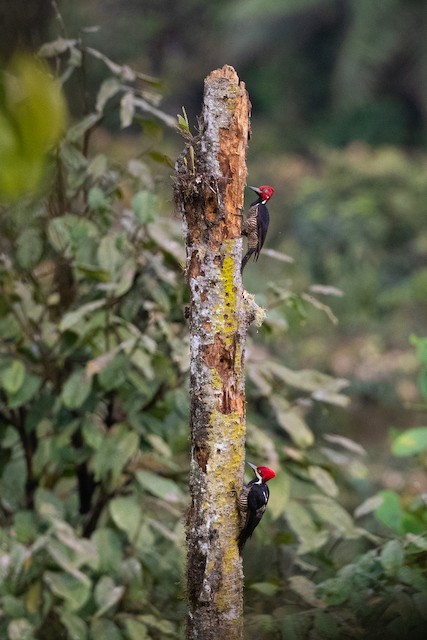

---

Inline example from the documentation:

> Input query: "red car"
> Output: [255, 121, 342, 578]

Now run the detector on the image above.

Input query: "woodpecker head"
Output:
[249, 185, 275, 204]
[248, 461, 276, 483]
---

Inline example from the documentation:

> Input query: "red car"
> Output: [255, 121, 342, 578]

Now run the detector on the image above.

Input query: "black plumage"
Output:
[237, 462, 276, 553]
[241, 185, 275, 273]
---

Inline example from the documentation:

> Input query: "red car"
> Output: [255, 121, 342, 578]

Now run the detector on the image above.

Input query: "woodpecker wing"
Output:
[254, 201, 270, 261]
[237, 481, 270, 552]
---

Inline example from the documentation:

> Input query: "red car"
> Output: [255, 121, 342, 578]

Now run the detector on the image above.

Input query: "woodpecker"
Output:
[237, 462, 276, 553]
[241, 185, 275, 273]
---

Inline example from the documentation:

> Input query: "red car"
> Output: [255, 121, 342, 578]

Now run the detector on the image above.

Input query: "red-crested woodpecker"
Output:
[237, 462, 276, 553]
[241, 185, 275, 273]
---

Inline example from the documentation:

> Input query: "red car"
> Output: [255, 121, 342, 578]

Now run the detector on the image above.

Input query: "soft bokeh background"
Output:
[1, 1, 427, 639]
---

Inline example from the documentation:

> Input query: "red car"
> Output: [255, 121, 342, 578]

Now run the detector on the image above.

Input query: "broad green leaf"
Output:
[138, 614, 175, 636]
[94, 575, 125, 617]
[410, 334, 427, 364]
[1, 595, 26, 618]
[132, 190, 157, 224]
[288, 575, 323, 607]
[136, 470, 183, 503]
[7, 371, 41, 408]
[373, 490, 403, 534]
[92, 426, 139, 483]
[379, 539, 404, 577]
[66, 113, 101, 143]
[273, 403, 314, 448]
[13, 511, 38, 544]
[34, 488, 65, 522]
[1, 359, 25, 394]
[392, 427, 427, 456]
[1, 458, 26, 511]
[60, 612, 88, 640]
[91, 528, 123, 574]
[60, 299, 106, 332]
[354, 494, 384, 519]
[62, 369, 93, 410]
[323, 433, 366, 455]
[317, 576, 352, 606]
[90, 619, 123, 640]
[16, 228, 43, 268]
[308, 466, 339, 498]
[96, 78, 122, 113]
[285, 502, 328, 554]
[250, 582, 279, 596]
[313, 611, 340, 639]
[0, 55, 66, 199]
[123, 619, 148, 640]
[110, 496, 141, 540]
[44, 571, 91, 611]
[280, 612, 312, 640]
[97, 235, 121, 274]
[267, 470, 290, 519]
[87, 185, 108, 209]
[310, 495, 357, 537]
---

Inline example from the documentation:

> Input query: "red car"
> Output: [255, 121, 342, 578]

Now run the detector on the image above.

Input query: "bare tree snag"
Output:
[174, 65, 251, 640]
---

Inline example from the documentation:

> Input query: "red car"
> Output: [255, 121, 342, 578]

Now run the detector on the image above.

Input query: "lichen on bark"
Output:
[174, 65, 251, 640]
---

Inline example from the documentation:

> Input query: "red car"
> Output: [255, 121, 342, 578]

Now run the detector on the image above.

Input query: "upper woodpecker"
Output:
[238, 462, 276, 553]
[241, 185, 275, 273]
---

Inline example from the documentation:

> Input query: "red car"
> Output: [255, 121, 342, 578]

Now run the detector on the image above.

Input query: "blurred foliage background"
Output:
[1, 1, 427, 639]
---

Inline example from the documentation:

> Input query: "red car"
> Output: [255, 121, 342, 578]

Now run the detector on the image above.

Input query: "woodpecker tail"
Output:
[241, 248, 256, 273]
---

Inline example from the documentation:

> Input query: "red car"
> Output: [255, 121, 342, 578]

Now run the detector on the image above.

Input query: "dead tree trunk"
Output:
[174, 66, 251, 640]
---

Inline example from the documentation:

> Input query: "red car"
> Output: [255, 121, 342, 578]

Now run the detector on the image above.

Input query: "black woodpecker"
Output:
[241, 184, 275, 273]
[238, 461, 276, 553]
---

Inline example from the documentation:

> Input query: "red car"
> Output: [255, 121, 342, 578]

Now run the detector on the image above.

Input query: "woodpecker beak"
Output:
[247, 461, 258, 472]
[248, 186, 261, 196]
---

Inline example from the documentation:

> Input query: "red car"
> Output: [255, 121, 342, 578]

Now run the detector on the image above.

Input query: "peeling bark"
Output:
[174, 66, 251, 640]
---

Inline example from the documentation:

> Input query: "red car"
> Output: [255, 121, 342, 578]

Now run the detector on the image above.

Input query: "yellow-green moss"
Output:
[212, 240, 239, 346]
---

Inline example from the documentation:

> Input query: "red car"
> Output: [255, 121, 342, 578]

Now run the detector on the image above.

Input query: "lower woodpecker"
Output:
[238, 462, 276, 553]
[241, 184, 275, 273]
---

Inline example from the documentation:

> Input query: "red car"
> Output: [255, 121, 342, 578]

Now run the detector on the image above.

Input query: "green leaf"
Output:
[66, 113, 101, 143]
[61, 369, 93, 409]
[110, 496, 141, 540]
[123, 619, 148, 640]
[94, 575, 125, 617]
[285, 501, 328, 554]
[16, 228, 43, 268]
[96, 78, 122, 113]
[92, 426, 139, 483]
[373, 490, 403, 533]
[250, 582, 279, 596]
[132, 190, 157, 224]
[288, 575, 322, 607]
[7, 371, 41, 408]
[60, 612, 88, 640]
[410, 334, 427, 364]
[392, 427, 427, 456]
[87, 185, 108, 209]
[34, 488, 65, 522]
[379, 540, 404, 577]
[280, 613, 312, 640]
[60, 299, 106, 332]
[310, 495, 357, 537]
[308, 466, 339, 497]
[44, 571, 91, 611]
[272, 399, 314, 448]
[90, 618, 123, 640]
[313, 611, 340, 639]
[136, 470, 183, 503]
[91, 528, 123, 574]
[267, 470, 290, 519]
[1, 359, 25, 394]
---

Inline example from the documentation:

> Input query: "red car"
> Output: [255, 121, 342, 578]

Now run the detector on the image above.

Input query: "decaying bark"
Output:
[174, 66, 251, 639]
